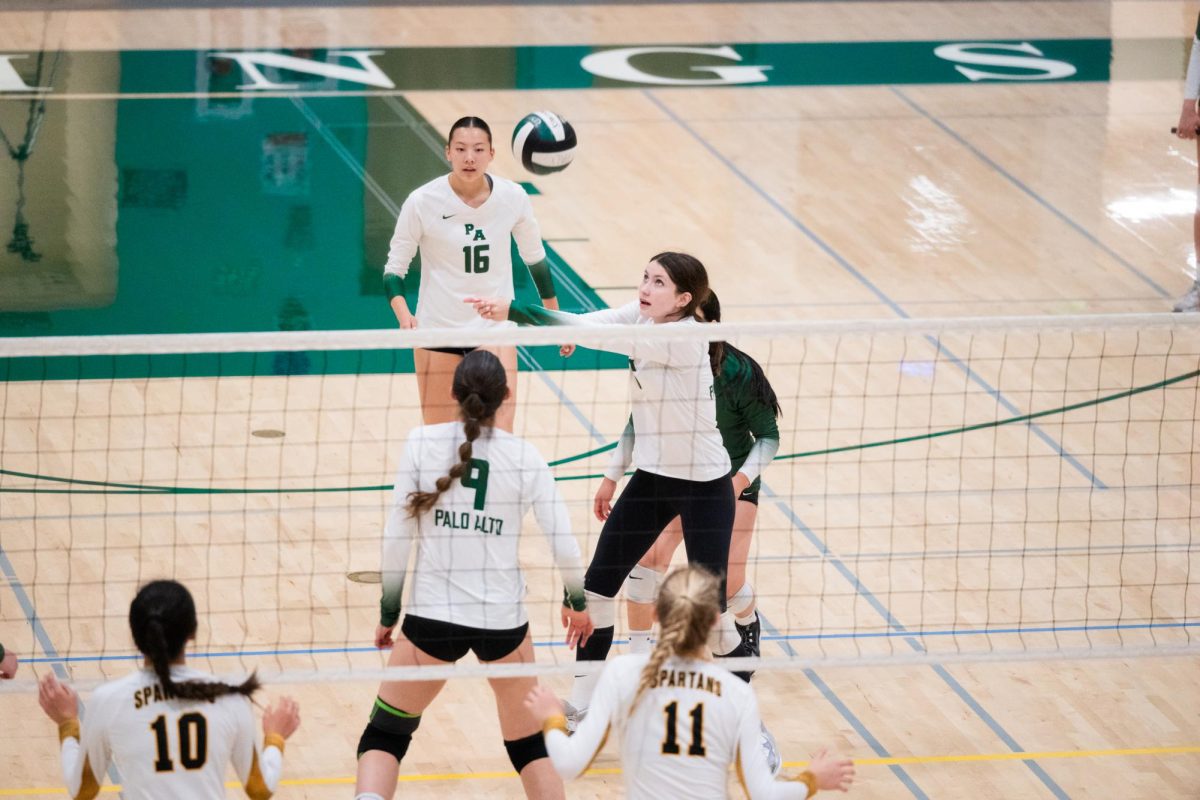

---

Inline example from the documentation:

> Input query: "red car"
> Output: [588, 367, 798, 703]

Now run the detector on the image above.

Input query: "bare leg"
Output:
[486, 635, 564, 799]
[354, 637, 449, 800]
[726, 500, 759, 614]
[480, 345, 518, 432]
[413, 348, 464, 425]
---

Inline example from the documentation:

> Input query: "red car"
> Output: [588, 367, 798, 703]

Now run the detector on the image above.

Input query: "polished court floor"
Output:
[0, 2, 1198, 798]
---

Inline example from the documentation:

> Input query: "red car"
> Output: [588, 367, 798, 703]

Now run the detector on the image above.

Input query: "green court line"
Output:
[2, 368, 1194, 496]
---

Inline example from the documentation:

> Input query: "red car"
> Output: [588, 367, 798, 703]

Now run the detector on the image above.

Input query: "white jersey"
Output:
[57, 666, 283, 800]
[384, 174, 546, 329]
[546, 654, 807, 799]
[380, 422, 586, 630]
[539, 301, 729, 481]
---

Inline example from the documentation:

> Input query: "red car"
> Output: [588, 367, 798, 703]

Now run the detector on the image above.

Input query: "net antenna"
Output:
[1, 49, 61, 263]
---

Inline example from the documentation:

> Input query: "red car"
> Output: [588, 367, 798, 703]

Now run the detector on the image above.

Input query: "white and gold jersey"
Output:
[546, 654, 809, 799]
[58, 666, 283, 800]
[384, 173, 546, 329]
[380, 422, 586, 630]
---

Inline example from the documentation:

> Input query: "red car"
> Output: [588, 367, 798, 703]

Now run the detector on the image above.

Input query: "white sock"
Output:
[729, 583, 756, 625]
[628, 630, 652, 654]
[709, 611, 743, 656]
[569, 672, 599, 711]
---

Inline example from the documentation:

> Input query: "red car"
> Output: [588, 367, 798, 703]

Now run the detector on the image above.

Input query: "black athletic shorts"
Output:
[422, 346, 478, 357]
[739, 476, 761, 506]
[401, 614, 528, 662]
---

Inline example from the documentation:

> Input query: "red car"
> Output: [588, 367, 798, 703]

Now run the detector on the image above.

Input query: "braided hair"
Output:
[632, 566, 722, 710]
[130, 580, 259, 703]
[406, 350, 508, 517]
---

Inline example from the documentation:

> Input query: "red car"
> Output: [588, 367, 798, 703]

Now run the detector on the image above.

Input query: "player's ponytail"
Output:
[700, 291, 781, 417]
[131, 580, 260, 703]
[632, 566, 722, 709]
[406, 350, 508, 517]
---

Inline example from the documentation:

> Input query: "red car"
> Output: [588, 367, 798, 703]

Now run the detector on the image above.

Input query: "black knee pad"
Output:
[357, 698, 421, 760]
[504, 731, 548, 773]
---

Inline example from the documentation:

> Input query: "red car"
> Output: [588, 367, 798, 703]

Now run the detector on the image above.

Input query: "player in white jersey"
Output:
[526, 566, 854, 799]
[354, 350, 593, 800]
[1172, 12, 1200, 312]
[36, 580, 300, 800]
[468, 253, 751, 714]
[384, 115, 572, 430]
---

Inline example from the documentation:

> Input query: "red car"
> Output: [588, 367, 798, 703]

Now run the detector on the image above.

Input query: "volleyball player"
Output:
[384, 115, 572, 430]
[0, 642, 16, 678]
[354, 350, 592, 800]
[526, 566, 855, 799]
[467, 252, 751, 719]
[37, 580, 301, 800]
[1173, 13, 1200, 312]
[621, 291, 781, 660]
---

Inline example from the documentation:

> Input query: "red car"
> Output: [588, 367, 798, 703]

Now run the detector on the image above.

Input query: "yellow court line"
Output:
[2, 745, 1198, 795]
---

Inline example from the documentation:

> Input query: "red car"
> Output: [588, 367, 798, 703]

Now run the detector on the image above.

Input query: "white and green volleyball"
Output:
[511, 111, 577, 175]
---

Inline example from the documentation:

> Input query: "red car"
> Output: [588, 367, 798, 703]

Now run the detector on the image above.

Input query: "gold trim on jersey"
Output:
[263, 733, 286, 754]
[74, 757, 100, 800]
[582, 724, 611, 775]
[57, 719, 81, 743]
[244, 749, 273, 800]
[787, 769, 818, 799]
[542, 715, 568, 736]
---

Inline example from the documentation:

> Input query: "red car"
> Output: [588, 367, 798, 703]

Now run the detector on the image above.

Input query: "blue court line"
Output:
[922, 335, 1105, 488]
[759, 612, 928, 798]
[0, 543, 125, 787]
[23, 618, 1199, 665]
[643, 90, 1104, 491]
[763, 481, 1073, 798]
[890, 88, 1171, 299]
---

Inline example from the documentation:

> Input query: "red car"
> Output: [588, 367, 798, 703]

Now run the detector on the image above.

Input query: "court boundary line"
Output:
[641, 89, 1107, 492]
[890, 88, 1171, 299]
[0, 743, 1195, 796]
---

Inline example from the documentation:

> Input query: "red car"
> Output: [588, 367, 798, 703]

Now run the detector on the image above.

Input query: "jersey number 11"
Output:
[661, 701, 706, 757]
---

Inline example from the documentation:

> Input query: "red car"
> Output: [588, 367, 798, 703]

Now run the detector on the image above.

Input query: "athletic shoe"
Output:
[1172, 282, 1200, 312]
[759, 723, 782, 777]
[735, 611, 762, 658]
[563, 700, 587, 734]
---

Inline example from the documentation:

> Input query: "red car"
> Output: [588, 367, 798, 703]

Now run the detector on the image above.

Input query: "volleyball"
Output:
[511, 111, 577, 175]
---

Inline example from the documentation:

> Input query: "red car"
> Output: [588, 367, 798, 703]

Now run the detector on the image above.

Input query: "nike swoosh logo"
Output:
[442, 214, 456, 219]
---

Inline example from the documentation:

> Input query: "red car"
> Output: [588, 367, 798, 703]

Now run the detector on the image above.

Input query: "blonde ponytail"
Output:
[632, 566, 721, 709]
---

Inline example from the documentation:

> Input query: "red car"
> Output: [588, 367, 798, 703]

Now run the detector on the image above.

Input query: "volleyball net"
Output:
[0, 313, 1197, 691]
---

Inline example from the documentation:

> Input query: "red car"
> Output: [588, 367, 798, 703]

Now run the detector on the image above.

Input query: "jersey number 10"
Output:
[661, 701, 706, 757]
[151, 713, 208, 772]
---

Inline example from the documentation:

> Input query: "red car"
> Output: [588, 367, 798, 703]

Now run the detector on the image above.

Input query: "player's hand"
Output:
[561, 607, 593, 649]
[375, 624, 397, 649]
[38, 673, 79, 724]
[559, 344, 576, 358]
[399, 313, 418, 330]
[463, 296, 510, 321]
[523, 684, 564, 724]
[593, 477, 616, 521]
[1177, 99, 1200, 140]
[807, 747, 855, 792]
[263, 696, 301, 741]
[732, 471, 751, 498]
[0, 648, 17, 679]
